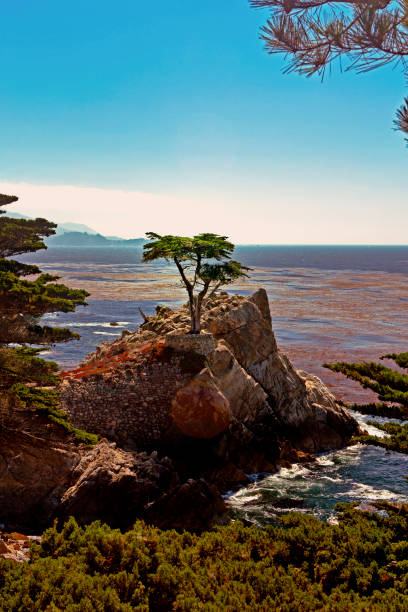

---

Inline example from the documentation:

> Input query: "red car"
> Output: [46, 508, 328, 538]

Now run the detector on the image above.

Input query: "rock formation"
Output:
[0, 402, 225, 534]
[0, 288, 358, 534]
[61, 288, 358, 455]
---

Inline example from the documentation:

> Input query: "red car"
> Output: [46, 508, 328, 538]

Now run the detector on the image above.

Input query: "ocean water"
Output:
[227, 411, 408, 525]
[19, 245, 408, 521]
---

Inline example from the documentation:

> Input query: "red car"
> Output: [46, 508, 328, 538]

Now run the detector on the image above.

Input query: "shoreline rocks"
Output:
[0, 531, 38, 563]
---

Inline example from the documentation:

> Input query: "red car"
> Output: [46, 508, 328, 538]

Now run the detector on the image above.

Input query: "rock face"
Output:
[0, 531, 34, 563]
[0, 404, 226, 533]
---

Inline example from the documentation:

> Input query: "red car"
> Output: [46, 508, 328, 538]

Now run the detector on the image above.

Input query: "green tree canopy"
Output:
[0, 195, 88, 346]
[0, 194, 89, 407]
[143, 232, 250, 333]
[250, 0, 408, 138]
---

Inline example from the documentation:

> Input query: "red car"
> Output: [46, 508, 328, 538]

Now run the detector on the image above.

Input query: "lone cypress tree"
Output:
[0, 194, 89, 412]
[143, 232, 250, 333]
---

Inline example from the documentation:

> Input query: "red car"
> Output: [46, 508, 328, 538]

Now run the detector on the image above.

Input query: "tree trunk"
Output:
[192, 306, 201, 334]
[189, 302, 201, 334]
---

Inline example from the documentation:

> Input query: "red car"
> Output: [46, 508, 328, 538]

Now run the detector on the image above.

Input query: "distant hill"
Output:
[46, 232, 146, 247]
[3, 211, 145, 246]
[55, 222, 98, 236]
[5, 213, 99, 235]
[5, 212, 31, 220]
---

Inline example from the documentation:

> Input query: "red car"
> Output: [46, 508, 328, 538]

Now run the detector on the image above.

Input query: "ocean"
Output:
[19, 244, 408, 522]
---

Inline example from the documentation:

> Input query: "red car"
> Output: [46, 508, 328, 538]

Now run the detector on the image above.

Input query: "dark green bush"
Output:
[349, 402, 407, 420]
[1, 505, 408, 610]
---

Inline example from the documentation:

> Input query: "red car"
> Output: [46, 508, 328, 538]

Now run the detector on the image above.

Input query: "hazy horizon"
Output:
[1, 179, 407, 246]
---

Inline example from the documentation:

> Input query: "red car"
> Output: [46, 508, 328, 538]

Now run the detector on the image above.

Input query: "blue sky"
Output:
[1, 0, 406, 243]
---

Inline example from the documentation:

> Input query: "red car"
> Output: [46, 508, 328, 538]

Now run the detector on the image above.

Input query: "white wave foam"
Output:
[268, 464, 312, 481]
[340, 482, 406, 502]
[316, 456, 335, 466]
[319, 476, 342, 483]
[348, 410, 392, 438]
[227, 493, 262, 507]
[93, 331, 122, 336]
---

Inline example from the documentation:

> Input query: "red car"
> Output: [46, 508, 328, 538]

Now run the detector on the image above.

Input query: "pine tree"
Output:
[324, 352, 408, 415]
[0, 194, 89, 412]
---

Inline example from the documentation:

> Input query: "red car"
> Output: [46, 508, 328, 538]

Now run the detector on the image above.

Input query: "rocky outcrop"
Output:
[0, 404, 226, 533]
[62, 288, 357, 455]
[205, 289, 357, 453]
[0, 531, 36, 563]
[0, 288, 358, 535]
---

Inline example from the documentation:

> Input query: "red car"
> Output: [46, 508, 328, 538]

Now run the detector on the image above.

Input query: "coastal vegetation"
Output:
[250, 0, 408, 139]
[325, 352, 408, 454]
[0, 194, 96, 445]
[143, 233, 250, 333]
[355, 421, 408, 455]
[1, 503, 408, 610]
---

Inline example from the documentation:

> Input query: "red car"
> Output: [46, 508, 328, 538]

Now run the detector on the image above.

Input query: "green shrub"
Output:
[1, 505, 408, 610]
[348, 402, 407, 420]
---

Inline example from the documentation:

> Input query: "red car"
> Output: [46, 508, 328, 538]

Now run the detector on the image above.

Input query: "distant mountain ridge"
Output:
[4, 212, 145, 246]
[47, 232, 146, 247]
[55, 222, 98, 236]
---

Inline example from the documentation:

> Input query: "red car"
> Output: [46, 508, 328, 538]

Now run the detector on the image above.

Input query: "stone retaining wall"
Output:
[60, 354, 195, 449]
[165, 333, 216, 356]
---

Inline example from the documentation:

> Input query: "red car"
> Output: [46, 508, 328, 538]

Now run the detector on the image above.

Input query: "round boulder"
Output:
[171, 381, 230, 439]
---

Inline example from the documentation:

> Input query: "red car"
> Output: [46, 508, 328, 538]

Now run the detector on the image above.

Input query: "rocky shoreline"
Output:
[0, 288, 359, 541]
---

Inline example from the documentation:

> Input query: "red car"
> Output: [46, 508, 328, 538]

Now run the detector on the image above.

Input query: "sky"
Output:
[0, 0, 407, 244]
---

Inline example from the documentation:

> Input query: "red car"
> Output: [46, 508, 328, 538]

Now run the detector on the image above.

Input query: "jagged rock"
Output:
[0, 406, 223, 533]
[143, 478, 228, 531]
[58, 442, 177, 529]
[0, 426, 80, 531]
[0, 532, 32, 563]
[206, 341, 268, 424]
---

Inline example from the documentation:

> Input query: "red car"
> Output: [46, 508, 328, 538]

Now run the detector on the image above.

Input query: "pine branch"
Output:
[250, 0, 408, 135]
